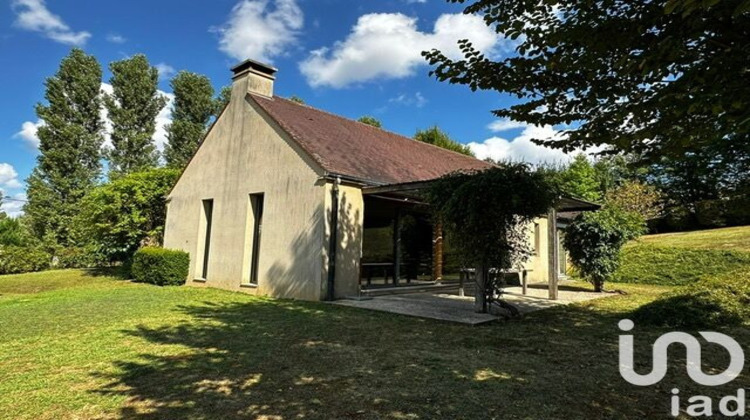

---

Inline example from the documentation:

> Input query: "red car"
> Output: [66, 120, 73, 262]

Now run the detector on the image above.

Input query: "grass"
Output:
[613, 244, 750, 285]
[1, 269, 749, 419]
[636, 225, 750, 252]
[613, 225, 750, 285]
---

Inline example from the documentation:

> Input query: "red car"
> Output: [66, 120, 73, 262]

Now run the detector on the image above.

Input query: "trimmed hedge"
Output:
[612, 244, 750, 286]
[0, 246, 51, 275]
[131, 247, 189, 286]
[632, 270, 750, 329]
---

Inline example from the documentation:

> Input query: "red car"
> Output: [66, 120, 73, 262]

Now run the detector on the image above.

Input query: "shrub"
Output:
[0, 246, 51, 275]
[563, 207, 645, 292]
[54, 246, 107, 269]
[76, 168, 180, 264]
[613, 244, 750, 286]
[632, 271, 750, 329]
[131, 247, 189, 286]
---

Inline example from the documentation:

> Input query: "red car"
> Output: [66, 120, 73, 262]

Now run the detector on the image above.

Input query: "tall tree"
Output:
[24, 48, 104, 245]
[164, 71, 215, 169]
[423, 0, 750, 163]
[414, 126, 475, 157]
[559, 155, 601, 202]
[104, 54, 167, 176]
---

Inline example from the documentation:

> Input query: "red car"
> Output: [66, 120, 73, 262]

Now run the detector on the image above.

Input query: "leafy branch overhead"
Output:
[423, 0, 750, 161]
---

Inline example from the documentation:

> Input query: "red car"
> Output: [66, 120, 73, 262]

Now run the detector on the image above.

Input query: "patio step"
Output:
[360, 283, 463, 297]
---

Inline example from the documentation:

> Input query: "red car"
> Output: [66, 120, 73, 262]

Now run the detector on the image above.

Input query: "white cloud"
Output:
[15, 120, 43, 149]
[154, 91, 175, 153]
[0, 192, 27, 218]
[11, 0, 91, 45]
[468, 124, 578, 165]
[487, 118, 529, 132]
[299, 13, 504, 88]
[215, 0, 303, 63]
[106, 33, 126, 44]
[404, 0, 427, 3]
[389, 92, 427, 108]
[0, 163, 23, 190]
[155, 63, 176, 80]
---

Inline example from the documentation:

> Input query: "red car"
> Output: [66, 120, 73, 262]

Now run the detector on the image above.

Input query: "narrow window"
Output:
[197, 199, 214, 280]
[249, 193, 264, 284]
[533, 222, 541, 256]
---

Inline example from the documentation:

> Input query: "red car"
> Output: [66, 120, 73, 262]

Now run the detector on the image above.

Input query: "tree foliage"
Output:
[0, 217, 30, 247]
[215, 85, 232, 116]
[414, 126, 475, 157]
[289, 95, 305, 104]
[564, 207, 645, 292]
[605, 180, 664, 221]
[164, 71, 215, 169]
[557, 155, 600, 201]
[104, 54, 167, 176]
[427, 164, 558, 312]
[77, 168, 179, 263]
[358, 116, 382, 128]
[24, 48, 104, 246]
[423, 0, 750, 162]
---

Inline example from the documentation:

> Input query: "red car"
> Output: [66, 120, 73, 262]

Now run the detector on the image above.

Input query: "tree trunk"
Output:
[594, 279, 604, 293]
[475, 263, 488, 313]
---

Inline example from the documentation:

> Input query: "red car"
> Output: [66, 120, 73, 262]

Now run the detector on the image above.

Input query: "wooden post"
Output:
[547, 209, 559, 300]
[393, 207, 401, 286]
[475, 264, 487, 313]
[522, 269, 528, 295]
[432, 218, 443, 283]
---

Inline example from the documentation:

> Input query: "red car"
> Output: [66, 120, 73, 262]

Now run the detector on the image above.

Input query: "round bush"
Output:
[131, 247, 189, 286]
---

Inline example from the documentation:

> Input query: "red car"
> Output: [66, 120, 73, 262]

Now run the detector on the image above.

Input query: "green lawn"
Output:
[1, 269, 748, 419]
[636, 225, 750, 252]
[613, 225, 750, 285]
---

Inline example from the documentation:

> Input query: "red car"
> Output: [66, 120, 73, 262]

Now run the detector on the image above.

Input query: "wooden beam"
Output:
[547, 209, 559, 300]
[432, 218, 443, 283]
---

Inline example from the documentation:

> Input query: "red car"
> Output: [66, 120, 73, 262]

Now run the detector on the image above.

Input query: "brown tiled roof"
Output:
[250, 94, 493, 185]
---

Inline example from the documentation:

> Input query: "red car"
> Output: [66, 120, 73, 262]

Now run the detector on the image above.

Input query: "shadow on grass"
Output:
[82, 266, 131, 280]
[86, 289, 750, 419]
[525, 282, 595, 293]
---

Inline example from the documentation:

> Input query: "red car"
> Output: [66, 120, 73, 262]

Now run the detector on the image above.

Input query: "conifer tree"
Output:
[104, 54, 167, 176]
[164, 71, 215, 169]
[25, 48, 104, 245]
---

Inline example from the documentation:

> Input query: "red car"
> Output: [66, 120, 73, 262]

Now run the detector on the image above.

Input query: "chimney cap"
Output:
[230, 58, 277, 78]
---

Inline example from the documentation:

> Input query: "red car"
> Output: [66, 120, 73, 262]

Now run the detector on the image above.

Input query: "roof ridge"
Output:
[265, 94, 484, 163]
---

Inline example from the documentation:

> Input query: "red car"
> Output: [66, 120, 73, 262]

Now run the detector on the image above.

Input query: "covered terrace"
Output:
[355, 180, 600, 302]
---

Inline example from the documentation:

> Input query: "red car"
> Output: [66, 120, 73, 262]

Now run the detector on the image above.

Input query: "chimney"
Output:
[230, 58, 277, 98]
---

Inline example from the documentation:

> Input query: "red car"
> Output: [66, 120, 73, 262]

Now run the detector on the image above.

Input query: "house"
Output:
[163, 59, 596, 302]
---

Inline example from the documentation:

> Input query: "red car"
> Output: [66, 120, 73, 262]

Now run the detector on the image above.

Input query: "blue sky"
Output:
[0, 0, 576, 216]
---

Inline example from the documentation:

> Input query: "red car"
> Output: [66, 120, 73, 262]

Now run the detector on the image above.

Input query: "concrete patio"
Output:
[333, 283, 612, 325]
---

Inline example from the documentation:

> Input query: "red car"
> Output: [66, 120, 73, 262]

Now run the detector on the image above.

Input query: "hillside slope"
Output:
[613, 226, 750, 285]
